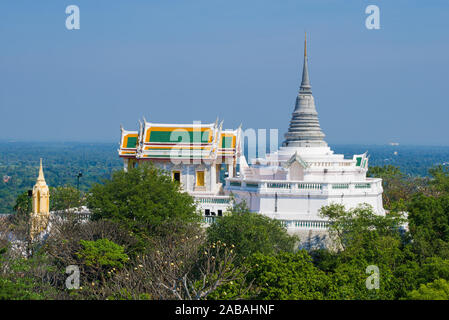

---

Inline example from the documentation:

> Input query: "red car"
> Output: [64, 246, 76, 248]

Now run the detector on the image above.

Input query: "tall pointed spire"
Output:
[37, 158, 46, 183]
[282, 33, 327, 148]
[300, 32, 312, 94]
[31, 158, 50, 240]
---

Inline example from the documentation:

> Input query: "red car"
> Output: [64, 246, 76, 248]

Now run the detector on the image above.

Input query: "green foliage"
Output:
[207, 272, 251, 300]
[0, 252, 56, 300]
[408, 279, 449, 300]
[394, 256, 449, 297]
[368, 165, 416, 209]
[13, 191, 31, 216]
[77, 239, 129, 270]
[206, 201, 297, 263]
[50, 186, 84, 211]
[368, 164, 402, 178]
[0, 278, 45, 300]
[329, 258, 398, 300]
[320, 203, 405, 252]
[407, 194, 449, 259]
[393, 258, 421, 298]
[309, 249, 338, 273]
[75, 238, 129, 288]
[107, 289, 151, 300]
[318, 204, 407, 299]
[318, 198, 449, 299]
[87, 164, 200, 245]
[246, 251, 330, 300]
[429, 165, 449, 194]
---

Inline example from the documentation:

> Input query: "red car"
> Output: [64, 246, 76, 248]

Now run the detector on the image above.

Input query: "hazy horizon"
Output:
[1, 140, 449, 148]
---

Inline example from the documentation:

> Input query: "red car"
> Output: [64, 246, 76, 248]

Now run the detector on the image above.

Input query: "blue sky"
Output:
[0, 0, 448, 145]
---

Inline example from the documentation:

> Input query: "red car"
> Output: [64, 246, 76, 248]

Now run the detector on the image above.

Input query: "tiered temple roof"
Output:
[119, 119, 241, 162]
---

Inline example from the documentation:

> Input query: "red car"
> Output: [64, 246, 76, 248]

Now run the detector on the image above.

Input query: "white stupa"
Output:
[224, 35, 385, 239]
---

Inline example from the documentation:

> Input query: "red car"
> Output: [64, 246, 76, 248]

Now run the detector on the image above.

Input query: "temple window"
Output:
[196, 171, 205, 187]
[172, 171, 181, 182]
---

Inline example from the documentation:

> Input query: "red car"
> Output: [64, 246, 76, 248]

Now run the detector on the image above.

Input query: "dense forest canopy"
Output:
[1, 142, 449, 213]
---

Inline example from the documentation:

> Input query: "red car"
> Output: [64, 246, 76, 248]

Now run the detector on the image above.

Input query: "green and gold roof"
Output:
[119, 119, 241, 161]
[217, 131, 237, 157]
[118, 128, 139, 157]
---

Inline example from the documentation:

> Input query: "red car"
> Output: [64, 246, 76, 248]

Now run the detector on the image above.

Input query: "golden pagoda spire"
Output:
[37, 158, 46, 183]
[30, 158, 50, 240]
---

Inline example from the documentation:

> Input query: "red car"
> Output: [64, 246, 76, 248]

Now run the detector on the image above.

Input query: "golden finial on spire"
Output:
[37, 158, 45, 182]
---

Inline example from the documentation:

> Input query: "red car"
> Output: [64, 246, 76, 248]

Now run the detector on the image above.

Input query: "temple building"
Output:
[30, 159, 50, 240]
[119, 120, 242, 217]
[118, 35, 385, 240]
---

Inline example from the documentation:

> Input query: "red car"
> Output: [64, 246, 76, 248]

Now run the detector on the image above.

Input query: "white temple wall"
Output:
[303, 170, 367, 182]
[231, 189, 385, 219]
[153, 161, 217, 193]
[257, 195, 331, 219]
[288, 162, 304, 180]
[233, 192, 260, 212]
[187, 165, 195, 192]
[326, 194, 384, 214]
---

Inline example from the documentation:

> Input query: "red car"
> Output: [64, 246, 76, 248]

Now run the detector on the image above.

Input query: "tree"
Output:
[429, 165, 449, 195]
[328, 256, 400, 300]
[206, 201, 297, 264]
[0, 248, 58, 300]
[408, 279, 449, 300]
[319, 203, 405, 253]
[395, 256, 449, 297]
[0, 278, 45, 300]
[98, 221, 250, 300]
[76, 239, 129, 284]
[318, 204, 407, 299]
[245, 251, 330, 300]
[38, 218, 141, 299]
[87, 164, 200, 246]
[419, 257, 449, 283]
[13, 191, 32, 216]
[152, 239, 247, 300]
[43, 218, 138, 270]
[368, 165, 418, 209]
[407, 194, 449, 260]
[50, 186, 84, 212]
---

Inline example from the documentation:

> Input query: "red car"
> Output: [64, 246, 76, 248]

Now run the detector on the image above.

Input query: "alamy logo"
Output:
[365, 5, 380, 30]
[66, 5, 80, 30]
[66, 265, 80, 289]
[366, 265, 380, 290]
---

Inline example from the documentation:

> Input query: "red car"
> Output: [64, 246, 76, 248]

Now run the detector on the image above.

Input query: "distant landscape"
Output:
[1, 141, 448, 213]
[0, 142, 122, 213]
